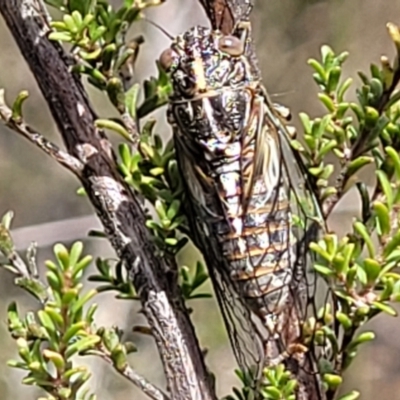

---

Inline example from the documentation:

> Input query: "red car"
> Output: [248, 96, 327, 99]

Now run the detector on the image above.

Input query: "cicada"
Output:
[159, 23, 323, 384]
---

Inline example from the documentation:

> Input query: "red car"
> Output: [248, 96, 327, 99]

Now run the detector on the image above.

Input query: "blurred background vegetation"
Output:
[1, 0, 400, 399]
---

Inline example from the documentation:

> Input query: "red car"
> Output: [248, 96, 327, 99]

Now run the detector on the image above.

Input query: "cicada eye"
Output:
[218, 35, 244, 57]
[159, 48, 177, 71]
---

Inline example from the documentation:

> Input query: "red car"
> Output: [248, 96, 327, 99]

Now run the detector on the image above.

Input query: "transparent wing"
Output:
[267, 101, 324, 308]
[270, 105, 329, 397]
[205, 247, 265, 380]
[173, 129, 265, 381]
[264, 97, 323, 225]
[240, 94, 324, 351]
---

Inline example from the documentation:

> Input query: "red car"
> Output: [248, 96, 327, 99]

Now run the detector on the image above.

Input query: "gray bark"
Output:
[0, 1, 215, 399]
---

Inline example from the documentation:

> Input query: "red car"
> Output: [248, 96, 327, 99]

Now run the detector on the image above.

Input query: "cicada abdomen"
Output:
[159, 25, 323, 381]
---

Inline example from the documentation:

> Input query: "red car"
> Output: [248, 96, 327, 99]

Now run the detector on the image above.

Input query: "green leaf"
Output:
[154, 199, 167, 220]
[0, 225, 14, 257]
[313, 263, 334, 277]
[72, 255, 93, 281]
[376, 170, 394, 209]
[347, 331, 375, 351]
[107, 77, 126, 111]
[119, 143, 132, 168]
[95, 119, 132, 142]
[356, 182, 371, 221]
[370, 63, 382, 80]
[63, 14, 79, 34]
[42, 349, 65, 371]
[71, 10, 83, 28]
[346, 156, 373, 178]
[327, 66, 342, 93]
[48, 32, 73, 42]
[371, 301, 397, 316]
[364, 106, 380, 126]
[164, 238, 178, 246]
[150, 167, 164, 176]
[309, 241, 332, 261]
[369, 78, 383, 99]
[362, 258, 381, 284]
[44, 306, 64, 328]
[62, 321, 87, 343]
[125, 83, 140, 120]
[45, 273, 62, 298]
[373, 201, 390, 236]
[336, 311, 352, 330]
[69, 241, 83, 268]
[318, 93, 335, 112]
[353, 220, 375, 258]
[337, 391, 360, 400]
[319, 139, 337, 158]
[1, 211, 14, 229]
[166, 199, 181, 220]
[78, 13, 95, 33]
[386, 89, 400, 109]
[85, 303, 98, 323]
[385, 146, 400, 180]
[321, 45, 335, 67]
[90, 26, 108, 42]
[262, 386, 281, 399]
[10, 91, 29, 121]
[37, 310, 56, 337]
[54, 243, 70, 270]
[70, 289, 97, 317]
[337, 78, 353, 102]
[383, 231, 400, 257]
[308, 58, 326, 81]
[62, 288, 79, 306]
[299, 112, 312, 135]
[65, 335, 100, 358]
[193, 262, 209, 288]
[323, 373, 342, 390]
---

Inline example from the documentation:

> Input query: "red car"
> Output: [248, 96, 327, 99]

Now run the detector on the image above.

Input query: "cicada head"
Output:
[159, 25, 256, 100]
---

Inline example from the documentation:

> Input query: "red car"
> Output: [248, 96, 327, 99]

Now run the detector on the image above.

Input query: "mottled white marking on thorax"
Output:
[232, 217, 243, 235]
[217, 161, 241, 174]
[258, 232, 271, 248]
[220, 172, 240, 197]
[252, 179, 266, 195]
[225, 142, 241, 158]
[238, 237, 248, 252]
[202, 97, 219, 133]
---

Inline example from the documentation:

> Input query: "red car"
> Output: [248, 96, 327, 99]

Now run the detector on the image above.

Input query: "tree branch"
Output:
[80, 350, 171, 400]
[198, 0, 261, 79]
[0, 1, 215, 399]
[0, 90, 84, 175]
